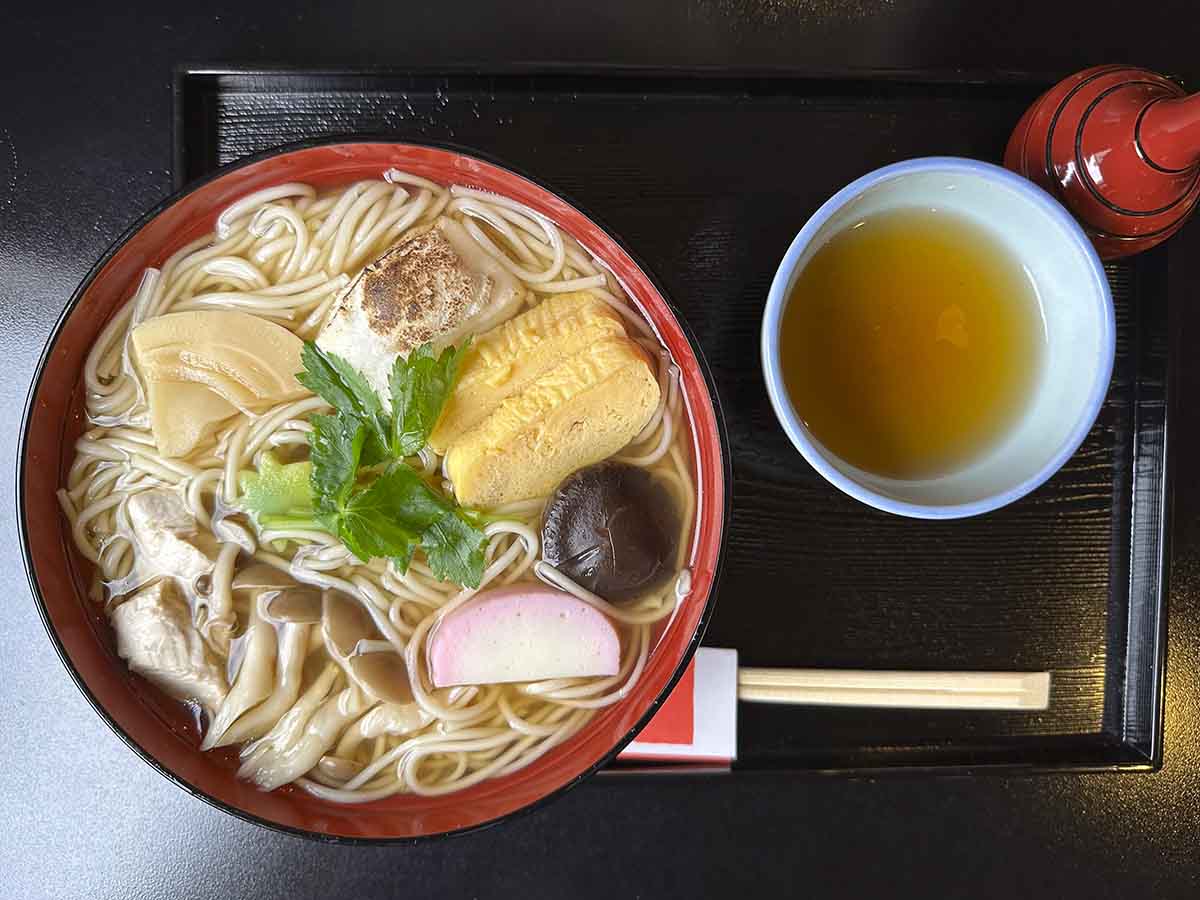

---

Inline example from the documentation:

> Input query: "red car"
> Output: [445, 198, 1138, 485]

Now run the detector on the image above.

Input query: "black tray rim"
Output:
[171, 64, 1173, 778]
[171, 62, 1091, 190]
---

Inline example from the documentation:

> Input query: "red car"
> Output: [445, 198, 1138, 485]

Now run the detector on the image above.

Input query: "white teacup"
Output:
[760, 157, 1115, 519]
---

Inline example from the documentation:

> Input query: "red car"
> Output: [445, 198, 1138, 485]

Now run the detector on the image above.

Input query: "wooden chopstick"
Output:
[736, 668, 1051, 710]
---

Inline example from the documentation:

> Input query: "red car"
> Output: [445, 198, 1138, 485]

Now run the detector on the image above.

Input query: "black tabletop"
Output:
[5, 3, 1200, 897]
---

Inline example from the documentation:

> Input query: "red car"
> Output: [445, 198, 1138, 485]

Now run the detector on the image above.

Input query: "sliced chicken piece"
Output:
[120, 487, 233, 647]
[316, 217, 524, 403]
[111, 579, 228, 714]
[125, 488, 220, 588]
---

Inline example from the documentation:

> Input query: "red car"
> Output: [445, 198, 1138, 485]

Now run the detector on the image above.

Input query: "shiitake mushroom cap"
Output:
[541, 461, 680, 604]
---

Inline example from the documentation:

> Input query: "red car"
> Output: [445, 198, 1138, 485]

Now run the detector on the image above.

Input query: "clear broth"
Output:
[780, 206, 1046, 480]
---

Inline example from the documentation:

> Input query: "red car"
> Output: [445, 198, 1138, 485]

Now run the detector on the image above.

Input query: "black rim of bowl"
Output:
[17, 135, 732, 845]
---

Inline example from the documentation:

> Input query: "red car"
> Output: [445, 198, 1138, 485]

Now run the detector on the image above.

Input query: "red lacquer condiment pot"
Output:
[1005, 65, 1200, 259]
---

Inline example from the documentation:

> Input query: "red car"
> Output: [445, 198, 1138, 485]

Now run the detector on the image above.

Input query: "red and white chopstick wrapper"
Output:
[618, 648, 738, 764]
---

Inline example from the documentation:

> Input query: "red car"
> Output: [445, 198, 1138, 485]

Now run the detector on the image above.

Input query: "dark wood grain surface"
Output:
[4, 2, 1200, 897]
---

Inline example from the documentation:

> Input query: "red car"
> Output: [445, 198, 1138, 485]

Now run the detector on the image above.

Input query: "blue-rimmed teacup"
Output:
[760, 157, 1114, 519]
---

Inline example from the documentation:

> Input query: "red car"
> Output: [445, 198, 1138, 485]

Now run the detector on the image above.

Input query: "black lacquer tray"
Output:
[175, 67, 1170, 773]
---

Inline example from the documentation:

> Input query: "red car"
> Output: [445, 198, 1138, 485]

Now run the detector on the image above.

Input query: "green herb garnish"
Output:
[238, 452, 313, 521]
[297, 342, 391, 450]
[389, 342, 470, 457]
[421, 510, 488, 587]
[240, 340, 486, 587]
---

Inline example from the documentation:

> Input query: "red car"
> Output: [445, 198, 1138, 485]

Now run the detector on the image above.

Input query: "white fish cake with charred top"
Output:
[316, 217, 524, 403]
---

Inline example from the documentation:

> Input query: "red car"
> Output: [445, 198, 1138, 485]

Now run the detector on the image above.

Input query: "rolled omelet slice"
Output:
[429, 292, 626, 453]
[446, 337, 660, 508]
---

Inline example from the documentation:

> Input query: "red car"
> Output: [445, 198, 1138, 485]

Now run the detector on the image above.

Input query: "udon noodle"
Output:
[57, 170, 696, 801]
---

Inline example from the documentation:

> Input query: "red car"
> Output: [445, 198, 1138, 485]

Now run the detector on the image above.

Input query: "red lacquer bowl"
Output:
[18, 140, 729, 842]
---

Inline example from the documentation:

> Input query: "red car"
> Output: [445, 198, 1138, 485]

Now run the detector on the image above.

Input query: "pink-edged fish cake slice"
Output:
[427, 585, 620, 687]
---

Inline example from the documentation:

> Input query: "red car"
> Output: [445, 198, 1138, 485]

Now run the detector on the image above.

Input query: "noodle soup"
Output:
[57, 169, 698, 804]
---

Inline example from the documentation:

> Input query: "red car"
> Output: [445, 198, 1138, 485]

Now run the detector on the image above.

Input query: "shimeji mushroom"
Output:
[333, 701, 434, 760]
[230, 564, 323, 625]
[209, 613, 309, 747]
[322, 590, 415, 704]
[237, 664, 372, 791]
[201, 565, 321, 750]
[236, 590, 422, 789]
[201, 592, 276, 750]
[321, 702, 436, 781]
